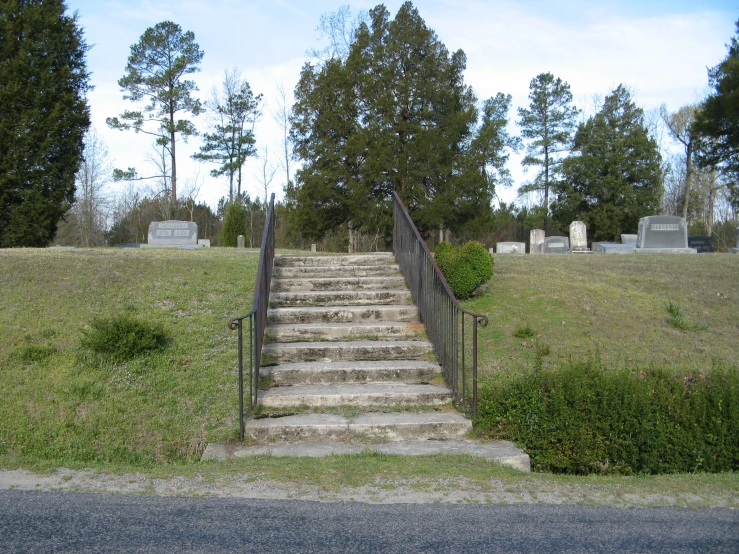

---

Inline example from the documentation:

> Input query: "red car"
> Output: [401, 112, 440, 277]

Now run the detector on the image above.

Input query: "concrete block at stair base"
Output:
[496, 242, 526, 254]
[201, 440, 531, 471]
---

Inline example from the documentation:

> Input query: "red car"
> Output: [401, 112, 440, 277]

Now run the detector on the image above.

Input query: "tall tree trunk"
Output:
[170, 121, 177, 212]
[543, 146, 550, 233]
[681, 142, 692, 220]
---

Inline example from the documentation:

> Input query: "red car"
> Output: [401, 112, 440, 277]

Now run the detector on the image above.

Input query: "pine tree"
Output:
[551, 85, 663, 241]
[517, 72, 579, 232]
[107, 21, 203, 207]
[0, 0, 91, 247]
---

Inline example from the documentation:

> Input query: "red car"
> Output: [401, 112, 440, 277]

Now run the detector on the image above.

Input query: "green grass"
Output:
[0, 248, 258, 465]
[2, 248, 739, 500]
[463, 254, 739, 378]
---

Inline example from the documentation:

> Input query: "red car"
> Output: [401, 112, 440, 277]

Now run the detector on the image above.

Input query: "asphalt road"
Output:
[0, 490, 736, 553]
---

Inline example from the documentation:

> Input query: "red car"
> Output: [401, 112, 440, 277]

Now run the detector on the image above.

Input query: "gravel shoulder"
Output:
[1, 468, 737, 509]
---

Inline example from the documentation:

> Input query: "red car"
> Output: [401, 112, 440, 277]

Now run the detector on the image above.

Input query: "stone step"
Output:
[268, 305, 419, 325]
[270, 290, 413, 308]
[266, 321, 427, 343]
[271, 276, 407, 292]
[262, 340, 434, 364]
[243, 412, 471, 443]
[273, 265, 400, 279]
[201, 440, 531, 471]
[274, 254, 395, 267]
[259, 383, 453, 408]
[263, 359, 442, 386]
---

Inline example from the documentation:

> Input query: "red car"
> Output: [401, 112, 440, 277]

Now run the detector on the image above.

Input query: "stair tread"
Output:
[260, 383, 452, 397]
[246, 411, 469, 428]
[263, 339, 433, 350]
[268, 321, 423, 330]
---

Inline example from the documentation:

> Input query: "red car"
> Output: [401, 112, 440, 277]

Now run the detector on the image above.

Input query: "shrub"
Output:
[476, 357, 739, 475]
[434, 241, 493, 300]
[80, 315, 169, 361]
[222, 201, 247, 247]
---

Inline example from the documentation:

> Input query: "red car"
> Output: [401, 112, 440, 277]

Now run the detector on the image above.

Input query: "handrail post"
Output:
[237, 319, 244, 441]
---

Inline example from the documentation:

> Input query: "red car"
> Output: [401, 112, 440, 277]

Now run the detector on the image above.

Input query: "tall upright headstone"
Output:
[569, 221, 589, 252]
[530, 229, 545, 255]
[237, 235, 245, 249]
[730, 227, 739, 254]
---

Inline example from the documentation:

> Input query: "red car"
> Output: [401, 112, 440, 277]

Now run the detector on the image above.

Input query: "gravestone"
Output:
[637, 216, 687, 248]
[621, 234, 637, 246]
[687, 236, 713, 253]
[311, 244, 317, 253]
[530, 229, 545, 255]
[597, 243, 635, 254]
[591, 241, 604, 252]
[145, 220, 198, 247]
[198, 239, 211, 248]
[237, 235, 245, 249]
[569, 221, 589, 252]
[544, 236, 570, 254]
[496, 242, 526, 254]
[730, 227, 739, 254]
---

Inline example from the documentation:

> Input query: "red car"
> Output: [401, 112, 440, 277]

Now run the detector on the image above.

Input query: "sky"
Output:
[65, 0, 739, 210]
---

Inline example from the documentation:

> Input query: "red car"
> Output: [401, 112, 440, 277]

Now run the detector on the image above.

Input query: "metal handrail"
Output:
[228, 193, 276, 440]
[392, 191, 488, 418]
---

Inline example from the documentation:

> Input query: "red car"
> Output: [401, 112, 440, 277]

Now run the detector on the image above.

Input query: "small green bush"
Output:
[434, 241, 493, 300]
[476, 357, 739, 475]
[80, 315, 169, 361]
[513, 324, 536, 339]
[222, 201, 247, 247]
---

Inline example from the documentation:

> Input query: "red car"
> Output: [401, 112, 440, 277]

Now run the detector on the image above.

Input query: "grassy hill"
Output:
[1, 248, 738, 468]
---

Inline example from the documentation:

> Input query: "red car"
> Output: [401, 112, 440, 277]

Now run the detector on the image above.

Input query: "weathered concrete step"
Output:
[259, 383, 453, 408]
[264, 359, 441, 385]
[201, 440, 531, 471]
[271, 276, 407, 292]
[262, 340, 434, 364]
[274, 254, 395, 267]
[268, 305, 419, 325]
[270, 290, 413, 307]
[266, 321, 426, 343]
[273, 265, 400, 279]
[243, 412, 471, 443]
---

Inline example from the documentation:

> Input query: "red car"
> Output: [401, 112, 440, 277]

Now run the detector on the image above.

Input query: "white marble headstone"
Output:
[569, 221, 588, 251]
[530, 229, 545, 255]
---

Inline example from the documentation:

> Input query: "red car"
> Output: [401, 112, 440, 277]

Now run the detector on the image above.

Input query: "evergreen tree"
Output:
[517, 72, 579, 232]
[193, 69, 261, 202]
[551, 85, 663, 241]
[0, 0, 91, 247]
[107, 21, 203, 207]
[694, 19, 739, 179]
[291, 2, 498, 241]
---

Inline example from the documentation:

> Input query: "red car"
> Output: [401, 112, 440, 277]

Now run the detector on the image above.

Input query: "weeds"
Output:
[665, 300, 707, 332]
[80, 314, 170, 361]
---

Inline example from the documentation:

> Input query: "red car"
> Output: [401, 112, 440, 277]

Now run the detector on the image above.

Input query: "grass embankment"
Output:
[1, 249, 738, 499]
[0, 248, 257, 465]
[465, 254, 739, 475]
[464, 254, 739, 377]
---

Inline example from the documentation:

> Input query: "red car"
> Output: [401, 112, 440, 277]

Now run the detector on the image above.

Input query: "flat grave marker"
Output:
[496, 242, 526, 254]
[544, 236, 570, 254]
[144, 220, 198, 248]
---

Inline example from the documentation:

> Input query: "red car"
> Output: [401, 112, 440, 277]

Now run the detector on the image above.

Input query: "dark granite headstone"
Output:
[688, 236, 713, 253]
[543, 236, 570, 254]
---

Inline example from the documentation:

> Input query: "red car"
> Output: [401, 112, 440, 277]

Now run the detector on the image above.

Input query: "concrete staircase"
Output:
[203, 253, 530, 471]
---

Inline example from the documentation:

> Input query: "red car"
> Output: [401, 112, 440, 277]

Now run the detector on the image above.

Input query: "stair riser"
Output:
[266, 367, 440, 386]
[271, 291, 413, 307]
[262, 344, 433, 364]
[260, 392, 452, 408]
[272, 277, 407, 292]
[246, 421, 471, 443]
[274, 255, 395, 267]
[267, 324, 426, 343]
[268, 306, 419, 325]
[273, 266, 400, 279]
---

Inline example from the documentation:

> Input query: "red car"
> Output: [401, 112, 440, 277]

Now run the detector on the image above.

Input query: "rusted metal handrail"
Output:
[392, 192, 488, 418]
[228, 193, 276, 440]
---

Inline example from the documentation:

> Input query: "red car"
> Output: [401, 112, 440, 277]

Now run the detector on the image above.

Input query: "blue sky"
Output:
[65, 0, 739, 208]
